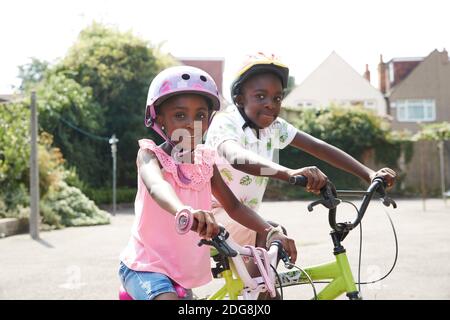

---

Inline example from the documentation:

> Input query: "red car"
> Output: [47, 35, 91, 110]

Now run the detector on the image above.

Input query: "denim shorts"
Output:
[118, 261, 193, 300]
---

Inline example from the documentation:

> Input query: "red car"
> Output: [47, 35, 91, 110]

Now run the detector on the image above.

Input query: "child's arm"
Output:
[218, 139, 292, 180]
[138, 149, 219, 238]
[289, 131, 397, 187]
[218, 139, 328, 194]
[210, 164, 297, 262]
[218, 130, 396, 193]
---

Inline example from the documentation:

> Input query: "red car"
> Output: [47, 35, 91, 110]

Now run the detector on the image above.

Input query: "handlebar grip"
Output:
[289, 175, 308, 187]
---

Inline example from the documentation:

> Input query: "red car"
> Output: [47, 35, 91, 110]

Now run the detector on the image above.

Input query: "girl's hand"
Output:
[288, 166, 328, 195]
[269, 233, 298, 264]
[192, 210, 220, 239]
[370, 168, 397, 189]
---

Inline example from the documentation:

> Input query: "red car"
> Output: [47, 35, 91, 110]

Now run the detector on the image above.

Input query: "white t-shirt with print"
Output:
[205, 104, 297, 212]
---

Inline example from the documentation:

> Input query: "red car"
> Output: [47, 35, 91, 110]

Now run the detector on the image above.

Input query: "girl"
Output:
[205, 53, 397, 250]
[118, 66, 297, 300]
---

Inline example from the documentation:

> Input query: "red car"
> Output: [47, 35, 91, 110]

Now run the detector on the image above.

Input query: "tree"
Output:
[56, 22, 177, 186]
[34, 73, 107, 185]
[18, 58, 49, 92]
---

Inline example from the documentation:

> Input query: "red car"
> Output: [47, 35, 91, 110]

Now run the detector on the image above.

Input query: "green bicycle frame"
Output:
[208, 258, 244, 300]
[208, 269, 244, 300]
[279, 251, 359, 300]
[208, 249, 359, 300]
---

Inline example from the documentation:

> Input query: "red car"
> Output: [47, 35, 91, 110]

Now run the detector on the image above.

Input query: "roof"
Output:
[283, 51, 386, 114]
[387, 49, 450, 95]
[388, 57, 424, 63]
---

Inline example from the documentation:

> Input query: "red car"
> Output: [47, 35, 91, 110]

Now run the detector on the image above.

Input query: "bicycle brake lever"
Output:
[307, 197, 341, 212]
[281, 252, 294, 269]
[273, 240, 294, 269]
[198, 237, 238, 257]
[382, 196, 397, 209]
[307, 200, 326, 212]
[198, 239, 213, 247]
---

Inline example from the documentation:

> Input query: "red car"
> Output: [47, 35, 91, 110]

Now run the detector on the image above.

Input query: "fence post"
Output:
[438, 140, 447, 205]
[420, 140, 427, 211]
[30, 91, 40, 239]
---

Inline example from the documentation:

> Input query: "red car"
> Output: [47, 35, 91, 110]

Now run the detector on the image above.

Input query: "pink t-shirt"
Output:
[119, 139, 216, 289]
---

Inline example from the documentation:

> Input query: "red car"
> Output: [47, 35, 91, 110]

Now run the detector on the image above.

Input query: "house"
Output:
[0, 93, 23, 103]
[283, 51, 387, 116]
[177, 57, 230, 108]
[379, 49, 450, 132]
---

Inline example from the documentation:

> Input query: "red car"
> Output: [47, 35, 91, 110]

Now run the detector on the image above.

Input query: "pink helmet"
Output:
[145, 66, 221, 128]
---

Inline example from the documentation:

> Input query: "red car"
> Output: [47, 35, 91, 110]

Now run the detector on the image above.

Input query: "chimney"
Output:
[442, 48, 449, 64]
[363, 64, 371, 83]
[378, 54, 386, 94]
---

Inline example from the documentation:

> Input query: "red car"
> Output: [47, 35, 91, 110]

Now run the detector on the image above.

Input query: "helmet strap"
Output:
[237, 106, 261, 139]
[150, 122, 192, 185]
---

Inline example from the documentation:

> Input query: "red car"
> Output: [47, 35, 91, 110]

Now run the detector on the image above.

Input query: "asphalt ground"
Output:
[0, 198, 449, 300]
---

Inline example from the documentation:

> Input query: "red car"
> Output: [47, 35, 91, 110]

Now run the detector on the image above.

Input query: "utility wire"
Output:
[58, 116, 110, 142]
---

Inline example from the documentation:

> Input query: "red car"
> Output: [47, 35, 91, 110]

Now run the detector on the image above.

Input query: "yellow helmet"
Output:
[231, 52, 289, 102]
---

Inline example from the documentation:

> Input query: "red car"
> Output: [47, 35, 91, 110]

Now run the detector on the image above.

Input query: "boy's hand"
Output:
[370, 168, 397, 189]
[269, 233, 298, 264]
[192, 210, 220, 239]
[288, 166, 328, 195]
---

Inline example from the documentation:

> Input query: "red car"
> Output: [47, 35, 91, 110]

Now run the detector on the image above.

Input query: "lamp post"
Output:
[109, 134, 119, 215]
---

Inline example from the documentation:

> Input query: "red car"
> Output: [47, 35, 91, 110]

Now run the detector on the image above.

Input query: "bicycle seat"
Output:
[118, 283, 188, 300]
[119, 286, 133, 300]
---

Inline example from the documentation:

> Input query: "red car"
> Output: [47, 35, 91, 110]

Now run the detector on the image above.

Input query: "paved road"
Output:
[0, 199, 449, 300]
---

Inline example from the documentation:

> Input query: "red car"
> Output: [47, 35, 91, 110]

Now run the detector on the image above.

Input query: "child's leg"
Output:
[153, 292, 179, 300]
[118, 262, 180, 300]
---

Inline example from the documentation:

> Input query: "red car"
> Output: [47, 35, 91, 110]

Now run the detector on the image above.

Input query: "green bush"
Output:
[83, 187, 137, 205]
[40, 181, 110, 228]
[0, 101, 33, 212]
[0, 101, 110, 226]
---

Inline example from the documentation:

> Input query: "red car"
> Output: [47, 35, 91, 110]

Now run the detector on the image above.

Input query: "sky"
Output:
[1, 0, 449, 101]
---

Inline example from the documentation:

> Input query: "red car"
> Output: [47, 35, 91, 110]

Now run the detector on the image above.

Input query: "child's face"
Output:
[237, 73, 283, 129]
[157, 94, 210, 151]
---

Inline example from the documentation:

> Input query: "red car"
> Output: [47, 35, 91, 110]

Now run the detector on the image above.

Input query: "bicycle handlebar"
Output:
[289, 175, 397, 233]
[197, 226, 239, 257]
[197, 226, 289, 262]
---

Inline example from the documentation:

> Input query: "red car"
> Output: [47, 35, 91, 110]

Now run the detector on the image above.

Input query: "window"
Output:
[389, 62, 395, 83]
[394, 99, 436, 122]
[364, 100, 376, 108]
[296, 100, 316, 108]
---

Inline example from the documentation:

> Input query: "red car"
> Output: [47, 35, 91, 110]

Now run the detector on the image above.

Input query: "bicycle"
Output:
[118, 176, 397, 300]
[200, 176, 398, 300]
